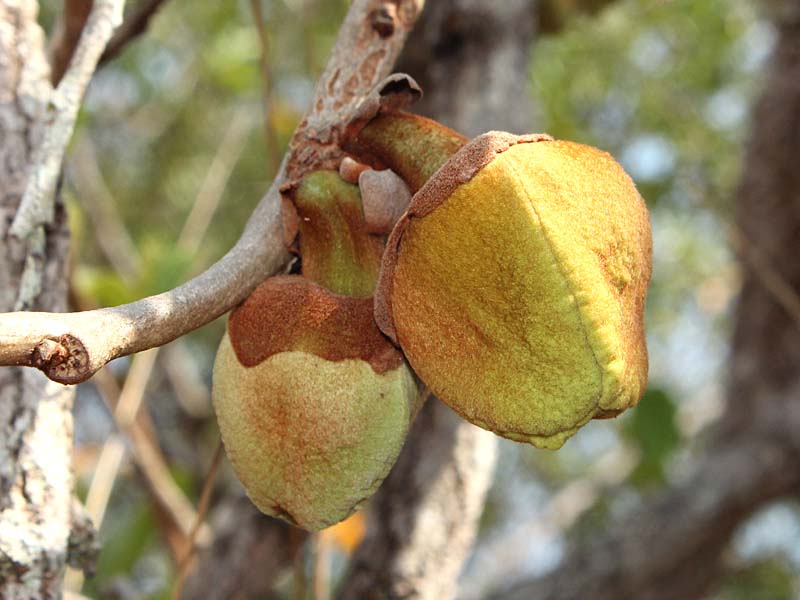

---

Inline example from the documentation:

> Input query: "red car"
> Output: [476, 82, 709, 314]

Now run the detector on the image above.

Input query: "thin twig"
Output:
[11, 0, 124, 240]
[172, 440, 225, 600]
[83, 350, 210, 545]
[71, 137, 142, 284]
[176, 108, 254, 258]
[75, 349, 159, 593]
[313, 533, 332, 600]
[249, 0, 282, 174]
[11, 0, 124, 311]
[730, 225, 800, 331]
[48, 0, 94, 86]
[0, 0, 426, 384]
[100, 0, 172, 64]
[82, 355, 212, 565]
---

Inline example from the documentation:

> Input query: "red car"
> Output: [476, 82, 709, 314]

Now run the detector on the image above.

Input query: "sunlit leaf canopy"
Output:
[39, 0, 799, 597]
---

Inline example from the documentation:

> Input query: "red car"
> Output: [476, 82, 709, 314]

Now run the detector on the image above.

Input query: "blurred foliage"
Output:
[721, 557, 796, 600]
[482, 0, 798, 595]
[38, 0, 799, 596]
[623, 387, 680, 486]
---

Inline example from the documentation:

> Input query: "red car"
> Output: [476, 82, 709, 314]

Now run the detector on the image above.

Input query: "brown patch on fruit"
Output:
[229, 275, 403, 374]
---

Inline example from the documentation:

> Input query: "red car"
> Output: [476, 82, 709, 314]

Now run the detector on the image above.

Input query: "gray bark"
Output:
[338, 3, 538, 599]
[493, 7, 800, 600]
[0, 1, 85, 597]
[397, 0, 537, 137]
[181, 496, 294, 600]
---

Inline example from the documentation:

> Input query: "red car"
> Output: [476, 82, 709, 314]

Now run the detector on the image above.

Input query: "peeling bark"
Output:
[0, 1, 80, 597]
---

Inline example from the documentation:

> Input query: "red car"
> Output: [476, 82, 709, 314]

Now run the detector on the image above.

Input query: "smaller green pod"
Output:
[373, 132, 652, 449]
[212, 171, 421, 530]
[213, 276, 419, 530]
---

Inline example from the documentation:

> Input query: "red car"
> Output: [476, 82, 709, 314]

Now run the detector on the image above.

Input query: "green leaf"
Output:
[624, 387, 681, 486]
[722, 557, 795, 600]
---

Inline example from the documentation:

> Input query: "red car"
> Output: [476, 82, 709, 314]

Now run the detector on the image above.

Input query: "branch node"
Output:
[345, 73, 422, 142]
[370, 5, 397, 38]
[32, 335, 90, 385]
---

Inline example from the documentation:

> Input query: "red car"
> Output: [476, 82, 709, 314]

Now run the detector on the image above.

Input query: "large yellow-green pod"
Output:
[374, 131, 652, 449]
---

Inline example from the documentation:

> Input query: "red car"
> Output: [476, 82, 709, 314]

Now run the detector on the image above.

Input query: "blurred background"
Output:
[34, 0, 799, 597]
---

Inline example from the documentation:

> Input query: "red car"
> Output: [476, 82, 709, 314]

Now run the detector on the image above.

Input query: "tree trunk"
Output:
[181, 495, 294, 600]
[0, 1, 87, 597]
[493, 7, 800, 600]
[338, 3, 537, 599]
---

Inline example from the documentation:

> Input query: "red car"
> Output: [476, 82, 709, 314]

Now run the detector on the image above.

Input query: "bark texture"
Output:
[338, 2, 537, 599]
[0, 1, 82, 597]
[181, 496, 294, 600]
[494, 8, 800, 600]
[396, 0, 537, 137]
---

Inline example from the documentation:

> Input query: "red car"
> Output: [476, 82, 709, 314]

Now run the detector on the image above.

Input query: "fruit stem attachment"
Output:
[292, 170, 382, 298]
[349, 112, 467, 193]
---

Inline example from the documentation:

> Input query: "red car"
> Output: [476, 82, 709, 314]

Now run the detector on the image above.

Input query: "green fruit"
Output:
[213, 276, 419, 530]
[212, 172, 421, 530]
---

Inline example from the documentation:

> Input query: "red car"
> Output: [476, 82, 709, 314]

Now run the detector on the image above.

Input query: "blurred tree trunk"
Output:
[494, 6, 800, 600]
[338, 2, 537, 599]
[0, 1, 85, 597]
[182, 495, 294, 600]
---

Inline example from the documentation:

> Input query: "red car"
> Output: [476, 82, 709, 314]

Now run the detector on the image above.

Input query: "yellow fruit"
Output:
[374, 132, 652, 449]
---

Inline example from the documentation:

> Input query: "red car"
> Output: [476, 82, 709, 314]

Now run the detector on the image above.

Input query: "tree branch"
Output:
[100, 0, 172, 64]
[11, 0, 124, 241]
[48, 0, 94, 86]
[0, 0, 426, 385]
[51, 0, 175, 86]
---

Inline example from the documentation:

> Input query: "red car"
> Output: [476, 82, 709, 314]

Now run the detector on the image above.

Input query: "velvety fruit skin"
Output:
[213, 275, 420, 530]
[376, 132, 652, 449]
